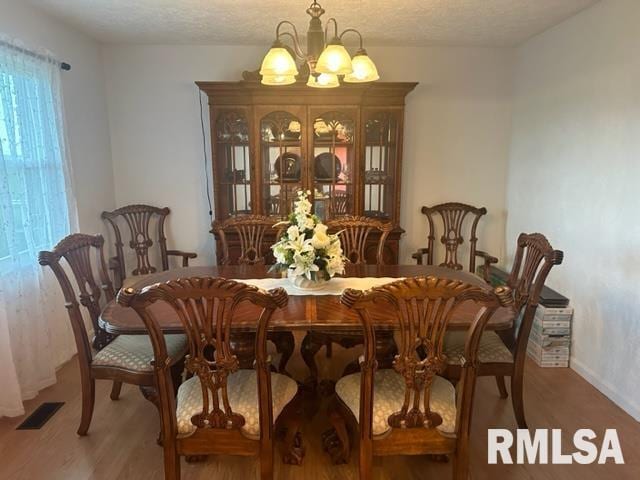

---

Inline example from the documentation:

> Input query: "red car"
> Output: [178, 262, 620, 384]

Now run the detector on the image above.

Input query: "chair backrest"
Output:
[117, 277, 288, 440]
[330, 190, 351, 216]
[101, 204, 171, 282]
[326, 215, 392, 265]
[341, 276, 512, 437]
[505, 233, 563, 355]
[419, 202, 487, 273]
[38, 234, 116, 357]
[211, 215, 280, 265]
[266, 195, 281, 216]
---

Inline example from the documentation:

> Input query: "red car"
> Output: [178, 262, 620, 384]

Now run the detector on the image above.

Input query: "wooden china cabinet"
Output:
[196, 80, 417, 264]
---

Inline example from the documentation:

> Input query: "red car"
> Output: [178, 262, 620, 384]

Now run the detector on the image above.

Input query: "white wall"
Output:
[507, 0, 640, 419]
[0, 0, 114, 234]
[102, 45, 514, 266]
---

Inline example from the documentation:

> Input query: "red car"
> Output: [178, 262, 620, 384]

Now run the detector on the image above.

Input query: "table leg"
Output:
[301, 330, 398, 387]
[230, 331, 295, 374]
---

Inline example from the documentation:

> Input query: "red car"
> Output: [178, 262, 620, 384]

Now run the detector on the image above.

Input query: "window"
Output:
[0, 45, 72, 273]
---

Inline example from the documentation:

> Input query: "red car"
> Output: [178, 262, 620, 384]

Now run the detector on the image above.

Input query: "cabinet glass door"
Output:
[214, 110, 251, 216]
[260, 111, 303, 217]
[363, 111, 399, 221]
[311, 111, 355, 220]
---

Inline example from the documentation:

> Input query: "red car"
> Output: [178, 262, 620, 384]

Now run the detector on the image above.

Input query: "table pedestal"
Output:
[300, 330, 398, 387]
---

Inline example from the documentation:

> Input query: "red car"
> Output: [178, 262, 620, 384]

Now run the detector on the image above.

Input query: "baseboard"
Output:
[571, 356, 640, 422]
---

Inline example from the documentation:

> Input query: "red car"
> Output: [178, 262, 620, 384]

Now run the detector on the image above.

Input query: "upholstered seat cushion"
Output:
[92, 334, 187, 372]
[444, 331, 513, 365]
[175, 369, 298, 439]
[335, 369, 457, 436]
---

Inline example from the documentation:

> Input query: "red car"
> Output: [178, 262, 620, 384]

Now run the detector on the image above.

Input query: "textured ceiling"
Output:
[28, 0, 599, 47]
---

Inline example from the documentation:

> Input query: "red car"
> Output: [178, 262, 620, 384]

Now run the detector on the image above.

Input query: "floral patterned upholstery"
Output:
[175, 369, 298, 439]
[335, 369, 457, 436]
[92, 334, 187, 372]
[444, 331, 513, 365]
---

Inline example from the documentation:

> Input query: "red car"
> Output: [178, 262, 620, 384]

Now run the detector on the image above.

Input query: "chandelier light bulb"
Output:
[344, 50, 380, 83]
[307, 73, 340, 88]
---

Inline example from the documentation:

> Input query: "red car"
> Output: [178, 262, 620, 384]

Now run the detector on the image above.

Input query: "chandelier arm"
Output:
[278, 32, 307, 60]
[275, 21, 307, 59]
[324, 18, 339, 40]
[339, 28, 364, 50]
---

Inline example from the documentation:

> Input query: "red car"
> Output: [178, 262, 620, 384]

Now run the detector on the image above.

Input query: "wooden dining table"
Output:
[100, 264, 514, 380]
[99, 264, 514, 334]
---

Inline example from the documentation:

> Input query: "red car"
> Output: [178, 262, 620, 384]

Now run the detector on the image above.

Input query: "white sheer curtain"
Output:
[0, 38, 78, 417]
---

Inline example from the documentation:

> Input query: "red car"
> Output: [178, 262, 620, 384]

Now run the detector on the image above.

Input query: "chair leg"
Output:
[511, 372, 527, 429]
[163, 440, 180, 480]
[359, 439, 373, 480]
[110, 380, 123, 400]
[260, 441, 274, 480]
[77, 377, 95, 436]
[452, 452, 470, 480]
[495, 376, 508, 399]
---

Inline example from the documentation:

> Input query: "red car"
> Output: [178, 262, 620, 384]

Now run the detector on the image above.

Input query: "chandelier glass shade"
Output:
[261, 74, 297, 86]
[344, 49, 380, 83]
[306, 73, 340, 88]
[259, 1, 379, 88]
[259, 44, 299, 77]
[315, 42, 353, 75]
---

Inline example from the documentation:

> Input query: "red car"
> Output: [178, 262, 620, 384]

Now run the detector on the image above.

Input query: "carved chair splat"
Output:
[117, 277, 304, 480]
[323, 276, 512, 479]
[211, 215, 294, 376]
[443, 232, 563, 428]
[102, 204, 197, 289]
[412, 202, 498, 282]
[301, 216, 394, 387]
[211, 215, 281, 266]
[38, 233, 187, 437]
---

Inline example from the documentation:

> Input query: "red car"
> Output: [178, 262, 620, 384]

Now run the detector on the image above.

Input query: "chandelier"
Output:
[259, 1, 379, 88]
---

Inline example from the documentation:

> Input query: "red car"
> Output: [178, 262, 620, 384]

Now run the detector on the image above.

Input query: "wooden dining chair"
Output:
[117, 277, 304, 480]
[443, 232, 563, 428]
[411, 202, 498, 282]
[102, 204, 197, 290]
[211, 215, 293, 375]
[300, 215, 394, 387]
[211, 215, 281, 265]
[38, 233, 188, 436]
[324, 276, 512, 479]
[327, 215, 392, 265]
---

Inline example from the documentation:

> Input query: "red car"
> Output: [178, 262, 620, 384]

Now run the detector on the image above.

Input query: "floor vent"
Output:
[16, 402, 64, 430]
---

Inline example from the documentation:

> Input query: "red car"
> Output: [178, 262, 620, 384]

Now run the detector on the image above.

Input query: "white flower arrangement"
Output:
[271, 190, 346, 281]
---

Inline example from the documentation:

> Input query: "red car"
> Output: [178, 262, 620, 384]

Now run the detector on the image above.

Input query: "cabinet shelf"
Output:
[215, 140, 250, 146]
[313, 141, 354, 147]
[261, 140, 302, 147]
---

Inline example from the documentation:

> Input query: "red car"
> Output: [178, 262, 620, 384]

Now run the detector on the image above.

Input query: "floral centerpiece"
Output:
[271, 190, 346, 290]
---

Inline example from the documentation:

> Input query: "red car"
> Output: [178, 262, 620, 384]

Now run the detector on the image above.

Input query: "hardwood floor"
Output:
[0, 336, 638, 479]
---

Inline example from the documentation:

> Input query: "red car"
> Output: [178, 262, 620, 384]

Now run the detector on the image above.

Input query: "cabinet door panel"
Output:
[212, 107, 253, 218]
[257, 107, 306, 218]
[309, 106, 359, 221]
[361, 108, 403, 225]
